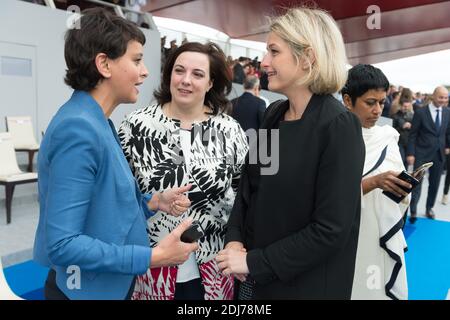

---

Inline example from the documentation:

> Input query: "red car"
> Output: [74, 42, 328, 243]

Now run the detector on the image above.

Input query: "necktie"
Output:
[435, 109, 441, 132]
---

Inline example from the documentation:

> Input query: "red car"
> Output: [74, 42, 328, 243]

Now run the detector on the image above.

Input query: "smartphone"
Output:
[411, 162, 433, 180]
[180, 221, 204, 243]
[382, 162, 433, 203]
[382, 171, 419, 203]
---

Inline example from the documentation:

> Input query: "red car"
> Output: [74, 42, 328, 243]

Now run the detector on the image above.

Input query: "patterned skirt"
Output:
[132, 259, 234, 300]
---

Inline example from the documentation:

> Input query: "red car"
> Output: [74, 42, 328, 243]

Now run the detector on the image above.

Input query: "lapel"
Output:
[424, 105, 439, 135]
[107, 119, 121, 146]
[107, 119, 142, 205]
[424, 105, 434, 127]
[441, 108, 449, 135]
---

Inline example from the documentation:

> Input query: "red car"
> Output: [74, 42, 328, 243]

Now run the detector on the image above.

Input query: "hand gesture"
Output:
[151, 218, 199, 268]
[152, 184, 192, 216]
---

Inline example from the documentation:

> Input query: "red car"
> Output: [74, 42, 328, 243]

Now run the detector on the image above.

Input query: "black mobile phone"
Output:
[382, 171, 419, 203]
[180, 221, 204, 243]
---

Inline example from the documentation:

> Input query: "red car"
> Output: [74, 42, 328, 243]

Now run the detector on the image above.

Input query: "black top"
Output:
[225, 94, 365, 299]
[232, 63, 245, 84]
[392, 110, 414, 147]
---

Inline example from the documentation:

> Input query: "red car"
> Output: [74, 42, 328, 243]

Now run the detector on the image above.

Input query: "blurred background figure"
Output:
[407, 86, 450, 223]
[392, 98, 414, 167]
[230, 75, 266, 132]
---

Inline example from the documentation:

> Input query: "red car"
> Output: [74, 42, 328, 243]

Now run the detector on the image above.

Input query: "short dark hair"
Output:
[392, 91, 400, 100]
[400, 98, 411, 105]
[341, 64, 389, 105]
[399, 87, 413, 102]
[154, 42, 232, 115]
[64, 8, 146, 91]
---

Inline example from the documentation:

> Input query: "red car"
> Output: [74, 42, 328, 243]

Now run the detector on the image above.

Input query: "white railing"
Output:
[34, 0, 264, 60]
[37, 0, 157, 30]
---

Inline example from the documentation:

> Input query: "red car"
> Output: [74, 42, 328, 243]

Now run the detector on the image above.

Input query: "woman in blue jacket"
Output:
[33, 8, 198, 300]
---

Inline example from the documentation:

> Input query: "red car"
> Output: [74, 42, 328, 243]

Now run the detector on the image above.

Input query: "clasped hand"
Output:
[216, 242, 249, 282]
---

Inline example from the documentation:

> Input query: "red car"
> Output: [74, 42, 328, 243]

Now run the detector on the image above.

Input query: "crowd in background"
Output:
[7, 2, 450, 301]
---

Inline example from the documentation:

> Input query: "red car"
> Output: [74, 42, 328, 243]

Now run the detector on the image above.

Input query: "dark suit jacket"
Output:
[406, 105, 450, 164]
[226, 95, 365, 299]
[392, 110, 414, 147]
[233, 63, 245, 84]
[231, 92, 266, 132]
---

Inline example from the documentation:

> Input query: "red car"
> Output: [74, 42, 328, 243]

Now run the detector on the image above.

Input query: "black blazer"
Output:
[392, 110, 414, 147]
[231, 92, 266, 132]
[226, 95, 365, 299]
[233, 63, 245, 84]
[406, 105, 450, 164]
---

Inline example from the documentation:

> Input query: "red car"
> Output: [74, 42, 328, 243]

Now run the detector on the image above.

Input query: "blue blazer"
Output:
[33, 91, 154, 300]
[407, 105, 450, 165]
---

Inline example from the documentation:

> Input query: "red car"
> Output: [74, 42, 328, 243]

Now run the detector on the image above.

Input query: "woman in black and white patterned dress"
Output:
[118, 42, 248, 300]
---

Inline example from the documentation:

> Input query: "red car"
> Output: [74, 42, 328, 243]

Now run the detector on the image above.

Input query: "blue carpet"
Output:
[404, 217, 450, 300]
[3, 260, 48, 299]
[21, 287, 45, 300]
[403, 223, 417, 239]
[2, 218, 450, 300]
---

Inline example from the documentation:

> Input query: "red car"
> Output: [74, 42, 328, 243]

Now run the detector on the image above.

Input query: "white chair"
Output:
[5, 116, 40, 172]
[0, 132, 38, 224]
[0, 259, 22, 300]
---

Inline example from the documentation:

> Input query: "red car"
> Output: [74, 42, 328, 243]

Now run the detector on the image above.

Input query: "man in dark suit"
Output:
[407, 86, 450, 223]
[230, 76, 266, 132]
[232, 57, 248, 84]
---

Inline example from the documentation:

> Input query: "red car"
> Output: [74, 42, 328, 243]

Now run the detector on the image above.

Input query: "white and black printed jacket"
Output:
[118, 104, 249, 263]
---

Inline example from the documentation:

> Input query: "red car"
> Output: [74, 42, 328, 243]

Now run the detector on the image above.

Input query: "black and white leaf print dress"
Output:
[118, 103, 248, 265]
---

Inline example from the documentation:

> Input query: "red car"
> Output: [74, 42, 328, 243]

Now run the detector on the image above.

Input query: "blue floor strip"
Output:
[21, 287, 45, 300]
[404, 217, 450, 300]
[3, 217, 450, 300]
[403, 223, 416, 239]
[3, 260, 48, 298]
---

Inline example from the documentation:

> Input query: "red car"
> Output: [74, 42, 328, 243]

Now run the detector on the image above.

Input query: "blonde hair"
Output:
[269, 7, 348, 94]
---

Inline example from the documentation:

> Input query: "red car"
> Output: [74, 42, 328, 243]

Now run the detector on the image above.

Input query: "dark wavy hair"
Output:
[64, 8, 145, 91]
[154, 42, 232, 115]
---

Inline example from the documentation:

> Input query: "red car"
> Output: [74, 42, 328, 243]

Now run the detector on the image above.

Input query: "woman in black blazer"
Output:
[216, 7, 365, 299]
